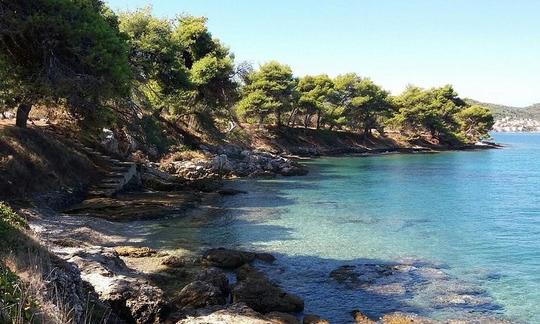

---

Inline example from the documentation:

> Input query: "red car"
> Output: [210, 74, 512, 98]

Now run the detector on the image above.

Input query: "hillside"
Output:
[466, 99, 540, 132]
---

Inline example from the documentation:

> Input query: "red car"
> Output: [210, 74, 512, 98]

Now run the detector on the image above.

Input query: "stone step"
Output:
[101, 178, 123, 184]
[88, 190, 114, 197]
[111, 166, 130, 172]
[95, 183, 120, 189]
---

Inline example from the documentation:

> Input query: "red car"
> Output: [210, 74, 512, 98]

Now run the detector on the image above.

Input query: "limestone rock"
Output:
[194, 267, 230, 295]
[101, 128, 119, 155]
[175, 280, 226, 309]
[303, 314, 330, 324]
[351, 309, 376, 324]
[381, 312, 435, 324]
[176, 302, 272, 324]
[115, 246, 157, 258]
[232, 270, 304, 313]
[266, 311, 300, 324]
[202, 248, 256, 269]
[161, 256, 185, 268]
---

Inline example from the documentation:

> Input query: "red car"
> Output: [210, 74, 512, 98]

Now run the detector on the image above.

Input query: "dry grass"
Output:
[162, 149, 208, 164]
[0, 126, 99, 201]
[0, 202, 115, 324]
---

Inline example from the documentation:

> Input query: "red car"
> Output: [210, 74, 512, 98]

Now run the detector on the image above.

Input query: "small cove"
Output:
[141, 133, 540, 323]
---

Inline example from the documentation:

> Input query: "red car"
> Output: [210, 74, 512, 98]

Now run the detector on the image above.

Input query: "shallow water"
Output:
[146, 133, 540, 323]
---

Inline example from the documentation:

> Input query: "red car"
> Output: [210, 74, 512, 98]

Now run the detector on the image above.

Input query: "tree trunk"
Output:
[287, 107, 298, 127]
[276, 109, 282, 127]
[16, 103, 32, 128]
[316, 111, 321, 130]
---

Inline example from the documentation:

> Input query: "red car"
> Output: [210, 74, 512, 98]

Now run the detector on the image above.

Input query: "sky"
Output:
[105, 0, 540, 107]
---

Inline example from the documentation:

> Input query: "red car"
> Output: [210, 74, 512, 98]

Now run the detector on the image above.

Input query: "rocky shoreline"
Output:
[12, 137, 505, 323]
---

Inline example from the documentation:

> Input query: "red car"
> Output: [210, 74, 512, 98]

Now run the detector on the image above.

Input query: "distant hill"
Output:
[465, 99, 540, 120]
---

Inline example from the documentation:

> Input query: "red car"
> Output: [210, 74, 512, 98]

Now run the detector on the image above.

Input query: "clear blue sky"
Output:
[106, 0, 540, 107]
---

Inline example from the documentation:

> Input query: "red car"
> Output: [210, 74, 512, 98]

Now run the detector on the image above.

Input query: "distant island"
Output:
[466, 99, 540, 132]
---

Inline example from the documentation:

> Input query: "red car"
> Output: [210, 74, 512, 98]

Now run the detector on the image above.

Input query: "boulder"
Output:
[351, 309, 376, 324]
[266, 311, 300, 324]
[101, 128, 119, 155]
[68, 249, 166, 323]
[161, 256, 185, 268]
[235, 264, 266, 281]
[175, 281, 226, 309]
[202, 248, 256, 269]
[232, 268, 304, 313]
[176, 303, 271, 324]
[115, 246, 157, 258]
[195, 267, 230, 295]
[303, 314, 330, 324]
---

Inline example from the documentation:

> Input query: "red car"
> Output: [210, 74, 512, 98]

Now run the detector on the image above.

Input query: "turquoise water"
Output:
[149, 133, 540, 322]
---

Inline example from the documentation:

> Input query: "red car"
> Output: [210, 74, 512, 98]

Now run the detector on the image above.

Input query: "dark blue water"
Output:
[149, 133, 540, 322]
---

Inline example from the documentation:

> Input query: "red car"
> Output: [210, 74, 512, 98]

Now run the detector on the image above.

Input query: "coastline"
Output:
[1, 126, 507, 323]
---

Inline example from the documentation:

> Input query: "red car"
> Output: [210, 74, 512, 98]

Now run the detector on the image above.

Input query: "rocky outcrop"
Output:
[194, 267, 230, 296]
[201, 248, 257, 268]
[175, 281, 227, 308]
[162, 147, 308, 180]
[66, 247, 166, 323]
[351, 309, 376, 324]
[176, 303, 276, 324]
[303, 314, 330, 324]
[201, 248, 276, 269]
[115, 246, 157, 258]
[266, 311, 300, 324]
[232, 265, 304, 314]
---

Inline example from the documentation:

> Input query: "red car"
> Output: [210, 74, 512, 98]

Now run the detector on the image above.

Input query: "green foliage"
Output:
[0, 2, 493, 146]
[140, 115, 174, 154]
[456, 105, 494, 141]
[333, 73, 393, 134]
[118, 7, 189, 115]
[296, 74, 334, 128]
[237, 61, 297, 126]
[0, 264, 38, 323]
[0, 202, 28, 236]
[119, 10, 236, 117]
[0, 0, 131, 123]
[236, 90, 279, 124]
[388, 85, 493, 144]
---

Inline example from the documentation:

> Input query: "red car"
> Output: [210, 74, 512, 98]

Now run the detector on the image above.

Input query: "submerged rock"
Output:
[381, 312, 435, 323]
[217, 188, 248, 195]
[256, 252, 277, 263]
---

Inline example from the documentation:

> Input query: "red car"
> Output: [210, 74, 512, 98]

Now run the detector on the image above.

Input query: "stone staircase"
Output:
[72, 141, 138, 198]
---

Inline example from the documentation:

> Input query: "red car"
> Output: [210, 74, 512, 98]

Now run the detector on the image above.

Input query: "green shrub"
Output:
[0, 202, 28, 236]
[140, 116, 174, 154]
[0, 264, 38, 323]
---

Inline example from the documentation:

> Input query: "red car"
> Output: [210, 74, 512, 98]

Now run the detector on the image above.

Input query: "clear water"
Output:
[146, 133, 540, 323]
